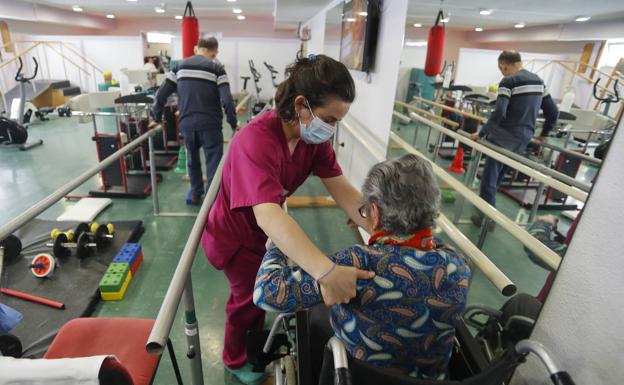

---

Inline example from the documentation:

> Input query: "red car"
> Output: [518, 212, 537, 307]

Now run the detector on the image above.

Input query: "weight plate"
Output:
[31, 253, 56, 278]
[76, 233, 92, 259]
[1, 235, 22, 260]
[0, 334, 23, 358]
[53, 233, 70, 259]
[74, 222, 89, 242]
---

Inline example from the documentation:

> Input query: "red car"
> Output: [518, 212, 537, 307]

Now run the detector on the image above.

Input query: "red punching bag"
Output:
[424, 10, 446, 76]
[182, 1, 199, 58]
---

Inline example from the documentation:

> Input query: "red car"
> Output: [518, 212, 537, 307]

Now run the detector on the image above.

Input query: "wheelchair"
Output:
[247, 294, 575, 385]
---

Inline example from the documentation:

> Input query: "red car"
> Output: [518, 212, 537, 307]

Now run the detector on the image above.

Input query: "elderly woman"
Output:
[253, 154, 471, 379]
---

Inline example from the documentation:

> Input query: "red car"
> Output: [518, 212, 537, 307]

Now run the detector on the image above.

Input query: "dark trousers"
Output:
[182, 127, 223, 196]
[479, 155, 508, 207]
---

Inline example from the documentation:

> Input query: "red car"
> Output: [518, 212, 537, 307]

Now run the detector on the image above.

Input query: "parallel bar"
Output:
[392, 110, 411, 124]
[390, 131, 562, 271]
[146, 146, 228, 356]
[149, 136, 160, 215]
[413, 95, 486, 123]
[532, 136, 602, 166]
[340, 121, 518, 294]
[408, 112, 588, 202]
[0, 126, 163, 241]
[235, 93, 251, 113]
[437, 214, 516, 296]
[395, 100, 460, 128]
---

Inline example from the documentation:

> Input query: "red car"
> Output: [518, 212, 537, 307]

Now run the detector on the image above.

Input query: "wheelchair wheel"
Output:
[284, 355, 296, 385]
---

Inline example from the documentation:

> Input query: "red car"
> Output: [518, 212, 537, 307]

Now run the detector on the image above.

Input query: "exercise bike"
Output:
[0, 57, 44, 151]
[248, 60, 272, 119]
[592, 78, 620, 160]
[264, 61, 279, 108]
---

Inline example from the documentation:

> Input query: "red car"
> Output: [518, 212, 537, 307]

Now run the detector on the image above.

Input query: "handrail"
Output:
[390, 131, 561, 270]
[341, 120, 517, 295]
[0, 125, 163, 241]
[43, 42, 91, 76]
[407, 112, 588, 202]
[413, 96, 486, 123]
[235, 93, 251, 112]
[147, 147, 227, 355]
[55, 42, 104, 74]
[395, 101, 460, 128]
[411, 96, 600, 165]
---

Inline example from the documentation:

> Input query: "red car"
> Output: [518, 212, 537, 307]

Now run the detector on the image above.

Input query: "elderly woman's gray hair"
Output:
[362, 154, 440, 234]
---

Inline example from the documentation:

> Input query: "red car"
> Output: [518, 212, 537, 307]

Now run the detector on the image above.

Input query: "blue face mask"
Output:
[298, 100, 336, 144]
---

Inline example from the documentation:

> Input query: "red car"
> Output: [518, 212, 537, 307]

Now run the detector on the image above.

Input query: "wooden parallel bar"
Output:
[395, 100, 460, 128]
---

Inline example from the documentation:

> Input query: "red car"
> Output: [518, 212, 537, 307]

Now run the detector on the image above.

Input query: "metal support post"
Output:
[183, 276, 204, 385]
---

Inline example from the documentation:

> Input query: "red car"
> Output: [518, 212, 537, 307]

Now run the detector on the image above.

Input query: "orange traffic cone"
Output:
[448, 147, 465, 174]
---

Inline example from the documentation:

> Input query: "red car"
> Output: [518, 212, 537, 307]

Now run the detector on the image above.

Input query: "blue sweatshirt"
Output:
[480, 69, 558, 151]
[151, 55, 237, 131]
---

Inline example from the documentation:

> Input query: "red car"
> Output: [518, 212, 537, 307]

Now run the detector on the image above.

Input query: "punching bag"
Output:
[424, 10, 446, 77]
[182, 1, 199, 58]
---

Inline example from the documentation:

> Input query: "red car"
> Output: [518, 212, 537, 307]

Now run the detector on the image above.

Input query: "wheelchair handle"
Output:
[515, 340, 575, 385]
[328, 336, 352, 385]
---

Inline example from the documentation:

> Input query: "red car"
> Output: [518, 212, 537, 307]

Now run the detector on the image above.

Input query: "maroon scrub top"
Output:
[201, 109, 343, 269]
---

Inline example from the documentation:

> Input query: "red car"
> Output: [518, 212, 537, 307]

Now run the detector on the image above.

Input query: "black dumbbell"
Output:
[47, 230, 98, 259]
[74, 222, 114, 249]
[0, 235, 22, 260]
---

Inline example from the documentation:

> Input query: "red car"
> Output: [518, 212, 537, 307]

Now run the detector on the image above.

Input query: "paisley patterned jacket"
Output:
[253, 240, 471, 379]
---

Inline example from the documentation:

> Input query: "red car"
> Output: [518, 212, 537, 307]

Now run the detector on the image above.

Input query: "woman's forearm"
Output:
[253, 203, 334, 279]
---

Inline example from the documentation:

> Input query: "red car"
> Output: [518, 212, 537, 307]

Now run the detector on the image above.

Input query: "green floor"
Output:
[0, 113, 596, 384]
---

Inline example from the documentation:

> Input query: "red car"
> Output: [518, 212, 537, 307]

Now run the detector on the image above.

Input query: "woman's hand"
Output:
[319, 265, 375, 305]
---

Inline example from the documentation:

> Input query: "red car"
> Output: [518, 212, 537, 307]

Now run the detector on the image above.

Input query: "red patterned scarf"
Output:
[368, 228, 436, 250]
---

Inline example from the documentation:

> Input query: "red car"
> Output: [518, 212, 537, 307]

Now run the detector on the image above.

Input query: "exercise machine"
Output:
[264, 61, 279, 108]
[0, 58, 43, 151]
[248, 60, 271, 119]
[10, 57, 54, 125]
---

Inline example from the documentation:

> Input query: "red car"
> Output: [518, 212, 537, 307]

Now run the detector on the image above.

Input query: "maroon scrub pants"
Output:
[222, 247, 266, 369]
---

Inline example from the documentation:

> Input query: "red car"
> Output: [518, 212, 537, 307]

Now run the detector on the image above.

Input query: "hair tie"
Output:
[308, 53, 317, 61]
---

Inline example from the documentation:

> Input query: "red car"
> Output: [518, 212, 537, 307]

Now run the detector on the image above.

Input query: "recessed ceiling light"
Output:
[405, 41, 427, 47]
[514, 23, 525, 28]
[237, 15, 246, 20]
[232, 8, 242, 14]
[413, 23, 422, 28]
[127, 0, 137, 2]
[227, 0, 236, 2]
[440, 17, 450, 23]
[358, 11, 368, 17]
[345, 17, 356, 22]
[175, 15, 182, 20]
[479, 9, 493, 16]
[475, 27, 483, 32]
[575, 16, 591, 22]
[155, 6, 165, 13]
[106, 14, 115, 19]
[72, 5, 83, 12]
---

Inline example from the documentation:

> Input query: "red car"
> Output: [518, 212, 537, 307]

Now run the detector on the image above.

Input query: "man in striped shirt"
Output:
[471, 50, 559, 227]
[152, 37, 238, 205]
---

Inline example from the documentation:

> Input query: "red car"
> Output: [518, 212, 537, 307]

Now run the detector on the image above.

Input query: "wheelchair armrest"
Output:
[463, 304, 503, 330]
[263, 312, 295, 353]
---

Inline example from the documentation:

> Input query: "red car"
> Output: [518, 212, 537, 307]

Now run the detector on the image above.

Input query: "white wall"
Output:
[338, 0, 409, 187]
[455, 48, 571, 99]
[511, 119, 624, 385]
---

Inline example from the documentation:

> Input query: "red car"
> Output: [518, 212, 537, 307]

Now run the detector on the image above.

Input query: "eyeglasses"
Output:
[358, 204, 367, 218]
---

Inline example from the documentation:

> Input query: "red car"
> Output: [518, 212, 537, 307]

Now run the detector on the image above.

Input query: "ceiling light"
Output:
[514, 23, 525, 28]
[405, 41, 427, 47]
[575, 16, 591, 22]
[237, 15, 246, 20]
[440, 17, 450, 23]
[345, 17, 356, 22]
[475, 27, 483, 32]
[175, 15, 183, 20]
[227, 0, 237, 2]
[127, 0, 137, 2]
[72, 5, 83, 12]
[413, 23, 422, 28]
[155, 6, 165, 13]
[357, 11, 368, 17]
[479, 9, 493, 16]
[232, 8, 242, 14]
[106, 14, 115, 19]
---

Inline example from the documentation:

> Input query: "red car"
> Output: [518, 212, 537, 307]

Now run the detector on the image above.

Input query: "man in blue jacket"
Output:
[471, 50, 559, 227]
[152, 37, 238, 205]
